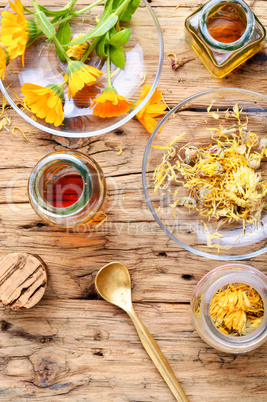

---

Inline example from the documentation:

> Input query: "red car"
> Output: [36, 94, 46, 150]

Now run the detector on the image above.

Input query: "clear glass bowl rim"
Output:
[0, 0, 164, 138]
[142, 87, 267, 261]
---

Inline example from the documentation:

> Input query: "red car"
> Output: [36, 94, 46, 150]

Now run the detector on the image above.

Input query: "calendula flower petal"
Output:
[0, 47, 10, 80]
[134, 84, 166, 133]
[138, 113, 159, 134]
[210, 283, 264, 335]
[66, 60, 103, 97]
[21, 83, 64, 127]
[91, 88, 133, 118]
[0, 0, 38, 66]
[67, 33, 89, 61]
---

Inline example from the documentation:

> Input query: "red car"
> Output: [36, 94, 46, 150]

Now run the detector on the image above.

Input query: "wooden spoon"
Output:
[95, 262, 189, 402]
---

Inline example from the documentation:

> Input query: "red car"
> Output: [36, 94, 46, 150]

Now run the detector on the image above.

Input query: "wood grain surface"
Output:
[0, 0, 267, 401]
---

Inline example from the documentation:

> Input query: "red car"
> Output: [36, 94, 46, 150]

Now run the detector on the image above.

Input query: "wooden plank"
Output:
[0, 300, 266, 401]
[0, 1, 267, 401]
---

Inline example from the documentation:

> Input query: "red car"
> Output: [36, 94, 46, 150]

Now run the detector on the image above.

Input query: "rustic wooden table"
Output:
[0, 0, 267, 401]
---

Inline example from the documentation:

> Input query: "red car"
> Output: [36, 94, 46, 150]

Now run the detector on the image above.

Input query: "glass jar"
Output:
[184, 0, 266, 78]
[191, 264, 267, 353]
[28, 151, 106, 228]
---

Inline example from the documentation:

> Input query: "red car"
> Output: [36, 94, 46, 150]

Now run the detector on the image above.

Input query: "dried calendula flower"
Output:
[184, 146, 198, 164]
[210, 283, 264, 336]
[247, 153, 261, 170]
[168, 53, 195, 70]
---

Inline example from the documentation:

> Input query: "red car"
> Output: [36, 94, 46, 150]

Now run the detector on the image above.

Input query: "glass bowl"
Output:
[142, 88, 267, 260]
[0, 0, 163, 138]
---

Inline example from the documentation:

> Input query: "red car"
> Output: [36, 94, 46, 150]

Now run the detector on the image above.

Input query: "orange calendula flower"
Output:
[135, 84, 166, 133]
[67, 34, 89, 61]
[66, 60, 103, 97]
[0, 0, 38, 66]
[91, 87, 133, 118]
[21, 83, 65, 127]
[0, 47, 10, 80]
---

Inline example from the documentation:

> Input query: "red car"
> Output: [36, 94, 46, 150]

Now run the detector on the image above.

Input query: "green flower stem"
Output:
[23, 6, 35, 15]
[32, 0, 41, 13]
[53, 36, 71, 62]
[75, 0, 105, 16]
[51, 0, 104, 27]
[106, 46, 112, 88]
[52, 13, 75, 27]
[81, 37, 100, 63]
[58, 77, 69, 88]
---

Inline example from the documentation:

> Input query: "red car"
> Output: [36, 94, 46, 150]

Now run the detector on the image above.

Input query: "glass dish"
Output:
[0, 0, 163, 138]
[142, 88, 267, 260]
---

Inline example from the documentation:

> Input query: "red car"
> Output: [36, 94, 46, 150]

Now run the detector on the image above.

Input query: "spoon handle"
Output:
[128, 307, 189, 402]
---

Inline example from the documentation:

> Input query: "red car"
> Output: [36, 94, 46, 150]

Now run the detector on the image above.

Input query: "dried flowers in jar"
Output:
[191, 264, 267, 353]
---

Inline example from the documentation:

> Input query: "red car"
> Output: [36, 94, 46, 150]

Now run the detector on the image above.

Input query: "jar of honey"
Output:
[28, 151, 106, 228]
[185, 0, 266, 78]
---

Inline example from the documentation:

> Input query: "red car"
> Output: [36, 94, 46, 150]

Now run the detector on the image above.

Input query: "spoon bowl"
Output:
[95, 262, 132, 311]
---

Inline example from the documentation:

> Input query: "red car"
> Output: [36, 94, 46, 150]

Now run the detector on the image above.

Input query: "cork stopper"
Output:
[0, 253, 47, 310]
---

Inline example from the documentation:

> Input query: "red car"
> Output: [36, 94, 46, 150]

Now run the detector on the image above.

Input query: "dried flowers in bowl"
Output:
[143, 88, 267, 260]
[191, 264, 267, 353]
[0, 0, 163, 137]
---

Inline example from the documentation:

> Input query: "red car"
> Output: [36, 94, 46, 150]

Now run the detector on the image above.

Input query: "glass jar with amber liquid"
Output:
[185, 0, 266, 78]
[28, 151, 106, 228]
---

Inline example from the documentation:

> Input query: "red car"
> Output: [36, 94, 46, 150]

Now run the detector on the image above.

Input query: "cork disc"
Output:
[0, 253, 47, 310]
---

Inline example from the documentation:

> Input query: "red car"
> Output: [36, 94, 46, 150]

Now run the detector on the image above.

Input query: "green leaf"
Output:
[101, 0, 115, 21]
[38, 5, 69, 17]
[38, 0, 77, 16]
[120, 0, 140, 22]
[96, 34, 108, 57]
[110, 45, 125, 69]
[33, 11, 56, 40]
[63, 14, 118, 47]
[55, 21, 71, 62]
[108, 28, 131, 47]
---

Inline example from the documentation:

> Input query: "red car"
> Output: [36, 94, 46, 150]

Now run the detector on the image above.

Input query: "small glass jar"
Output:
[184, 0, 266, 78]
[191, 264, 267, 353]
[28, 151, 106, 228]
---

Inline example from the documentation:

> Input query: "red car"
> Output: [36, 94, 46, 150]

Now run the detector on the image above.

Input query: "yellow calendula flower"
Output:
[0, 0, 38, 66]
[67, 34, 89, 61]
[135, 84, 166, 133]
[0, 47, 10, 80]
[66, 60, 103, 97]
[210, 283, 264, 335]
[91, 87, 133, 118]
[21, 83, 65, 127]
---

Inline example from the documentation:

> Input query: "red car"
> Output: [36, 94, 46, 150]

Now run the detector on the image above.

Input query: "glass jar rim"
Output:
[199, 0, 255, 51]
[28, 151, 93, 218]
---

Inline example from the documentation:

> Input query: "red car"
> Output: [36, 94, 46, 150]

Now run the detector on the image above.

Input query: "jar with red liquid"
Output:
[28, 151, 106, 228]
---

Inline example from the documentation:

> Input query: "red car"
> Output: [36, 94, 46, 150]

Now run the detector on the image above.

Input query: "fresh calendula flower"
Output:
[0, 0, 39, 66]
[91, 87, 133, 118]
[0, 47, 10, 80]
[21, 83, 65, 127]
[67, 34, 89, 61]
[135, 84, 166, 133]
[66, 60, 103, 97]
